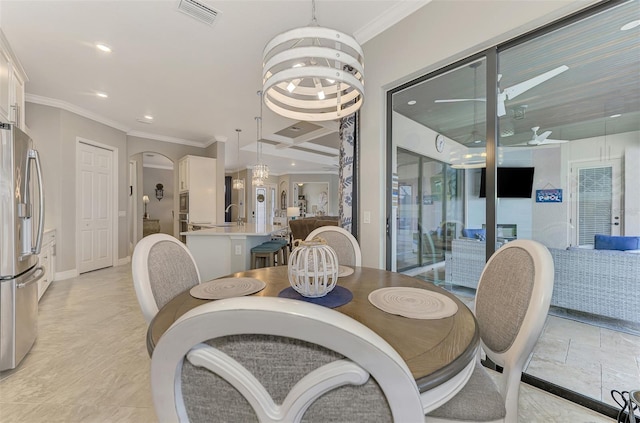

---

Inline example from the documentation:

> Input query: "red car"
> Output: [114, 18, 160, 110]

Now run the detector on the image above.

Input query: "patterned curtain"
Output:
[339, 112, 358, 233]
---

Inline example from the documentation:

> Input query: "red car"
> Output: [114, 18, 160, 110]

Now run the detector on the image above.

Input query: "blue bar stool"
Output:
[268, 238, 289, 265]
[250, 242, 281, 269]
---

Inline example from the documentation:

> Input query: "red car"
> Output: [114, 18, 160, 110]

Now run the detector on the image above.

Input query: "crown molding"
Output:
[354, 0, 432, 44]
[27, 94, 131, 132]
[26, 94, 206, 147]
[143, 163, 174, 170]
[127, 130, 204, 147]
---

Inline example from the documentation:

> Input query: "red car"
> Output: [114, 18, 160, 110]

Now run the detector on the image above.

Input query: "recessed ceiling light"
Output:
[291, 162, 296, 166]
[474, 140, 481, 144]
[407, 100, 417, 105]
[96, 43, 112, 53]
[144, 115, 154, 120]
[609, 113, 622, 118]
[96, 92, 108, 98]
[621, 20, 640, 31]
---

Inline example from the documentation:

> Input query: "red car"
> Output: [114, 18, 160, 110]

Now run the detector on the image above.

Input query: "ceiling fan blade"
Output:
[502, 65, 569, 100]
[541, 139, 568, 144]
[434, 98, 486, 103]
[509, 142, 534, 147]
[497, 95, 506, 117]
[537, 130, 552, 142]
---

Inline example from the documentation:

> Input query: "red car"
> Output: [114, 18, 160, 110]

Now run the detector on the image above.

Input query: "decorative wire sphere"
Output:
[288, 237, 339, 298]
[262, 26, 365, 122]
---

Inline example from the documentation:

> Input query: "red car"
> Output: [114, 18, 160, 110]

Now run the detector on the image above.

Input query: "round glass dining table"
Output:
[147, 265, 479, 400]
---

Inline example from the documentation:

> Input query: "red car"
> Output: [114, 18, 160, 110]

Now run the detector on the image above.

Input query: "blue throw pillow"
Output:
[594, 234, 640, 251]
[462, 228, 486, 240]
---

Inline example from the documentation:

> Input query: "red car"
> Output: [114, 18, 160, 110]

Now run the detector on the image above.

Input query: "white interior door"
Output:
[570, 158, 623, 246]
[78, 142, 113, 273]
[255, 186, 267, 226]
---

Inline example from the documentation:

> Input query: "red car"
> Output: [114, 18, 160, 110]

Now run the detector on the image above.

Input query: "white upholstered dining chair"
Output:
[305, 226, 362, 267]
[426, 239, 554, 422]
[132, 233, 201, 325]
[151, 296, 425, 422]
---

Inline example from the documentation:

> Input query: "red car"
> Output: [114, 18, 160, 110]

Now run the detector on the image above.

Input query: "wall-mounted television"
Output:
[479, 167, 535, 198]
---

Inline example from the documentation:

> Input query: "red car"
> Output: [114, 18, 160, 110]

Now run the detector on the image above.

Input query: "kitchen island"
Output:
[182, 223, 287, 281]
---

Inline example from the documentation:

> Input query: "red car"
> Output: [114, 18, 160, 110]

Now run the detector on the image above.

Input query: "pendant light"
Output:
[252, 91, 269, 186]
[262, 0, 365, 121]
[232, 129, 244, 190]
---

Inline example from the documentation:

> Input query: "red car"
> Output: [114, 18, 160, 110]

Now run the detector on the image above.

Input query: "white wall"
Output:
[359, 0, 599, 268]
[27, 102, 128, 275]
[27, 103, 213, 276]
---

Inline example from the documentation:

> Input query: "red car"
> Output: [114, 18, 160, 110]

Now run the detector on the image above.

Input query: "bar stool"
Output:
[250, 242, 281, 269]
[268, 238, 289, 265]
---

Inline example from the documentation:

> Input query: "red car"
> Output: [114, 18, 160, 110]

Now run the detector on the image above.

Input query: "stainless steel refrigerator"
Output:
[0, 122, 44, 371]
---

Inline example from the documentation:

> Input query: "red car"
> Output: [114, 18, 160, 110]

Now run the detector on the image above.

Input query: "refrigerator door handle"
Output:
[16, 266, 44, 289]
[27, 149, 45, 255]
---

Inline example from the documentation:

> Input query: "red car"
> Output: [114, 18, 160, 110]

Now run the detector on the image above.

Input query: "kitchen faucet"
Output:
[225, 204, 243, 225]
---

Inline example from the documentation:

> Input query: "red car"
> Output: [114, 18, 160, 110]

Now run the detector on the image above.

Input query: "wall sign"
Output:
[536, 189, 563, 203]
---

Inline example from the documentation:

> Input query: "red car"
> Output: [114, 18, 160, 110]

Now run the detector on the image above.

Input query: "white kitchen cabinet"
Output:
[180, 155, 217, 224]
[178, 156, 189, 193]
[10, 69, 25, 129]
[38, 229, 56, 301]
[0, 30, 27, 129]
[0, 47, 11, 121]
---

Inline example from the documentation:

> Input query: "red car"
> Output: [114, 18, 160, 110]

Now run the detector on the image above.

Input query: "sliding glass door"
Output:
[387, 0, 639, 416]
[396, 149, 463, 272]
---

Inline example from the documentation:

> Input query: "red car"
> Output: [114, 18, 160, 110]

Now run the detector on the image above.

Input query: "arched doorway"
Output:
[129, 152, 175, 248]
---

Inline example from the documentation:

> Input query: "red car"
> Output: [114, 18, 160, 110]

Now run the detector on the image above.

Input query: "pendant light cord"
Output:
[235, 129, 241, 182]
[311, 0, 317, 25]
[259, 90, 263, 160]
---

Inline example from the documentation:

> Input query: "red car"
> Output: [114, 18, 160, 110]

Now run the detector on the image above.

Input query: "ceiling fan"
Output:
[435, 65, 569, 117]
[512, 126, 569, 147]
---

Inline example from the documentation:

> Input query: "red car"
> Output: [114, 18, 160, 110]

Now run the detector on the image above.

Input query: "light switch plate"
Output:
[363, 211, 371, 224]
[235, 245, 242, 255]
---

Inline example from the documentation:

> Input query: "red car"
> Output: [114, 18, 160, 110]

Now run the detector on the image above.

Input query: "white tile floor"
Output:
[0, 264, 620, 422]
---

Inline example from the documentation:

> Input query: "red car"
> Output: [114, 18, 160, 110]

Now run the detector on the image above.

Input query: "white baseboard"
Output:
[55, 269, 79, 281]
[53, 257, 130, 281]
[116, 256, 131, 266]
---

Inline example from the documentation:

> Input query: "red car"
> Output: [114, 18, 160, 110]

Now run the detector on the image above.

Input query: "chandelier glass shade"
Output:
[262, 1, 364, 121]
[232, 129, 244, 190]
[252, 91, 269, 187]
[251, 162, 269, 187]
[232, 178, 245, 190]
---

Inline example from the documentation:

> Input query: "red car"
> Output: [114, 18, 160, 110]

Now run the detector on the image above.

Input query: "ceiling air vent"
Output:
[177, 0, 220, 26]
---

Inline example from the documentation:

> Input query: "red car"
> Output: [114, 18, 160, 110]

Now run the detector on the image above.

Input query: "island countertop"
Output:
[182, 223, 289, 280]
[181, 223, 286, 237]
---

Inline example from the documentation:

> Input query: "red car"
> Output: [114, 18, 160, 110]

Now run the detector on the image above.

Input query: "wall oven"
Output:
[179, 192, 189, 214]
